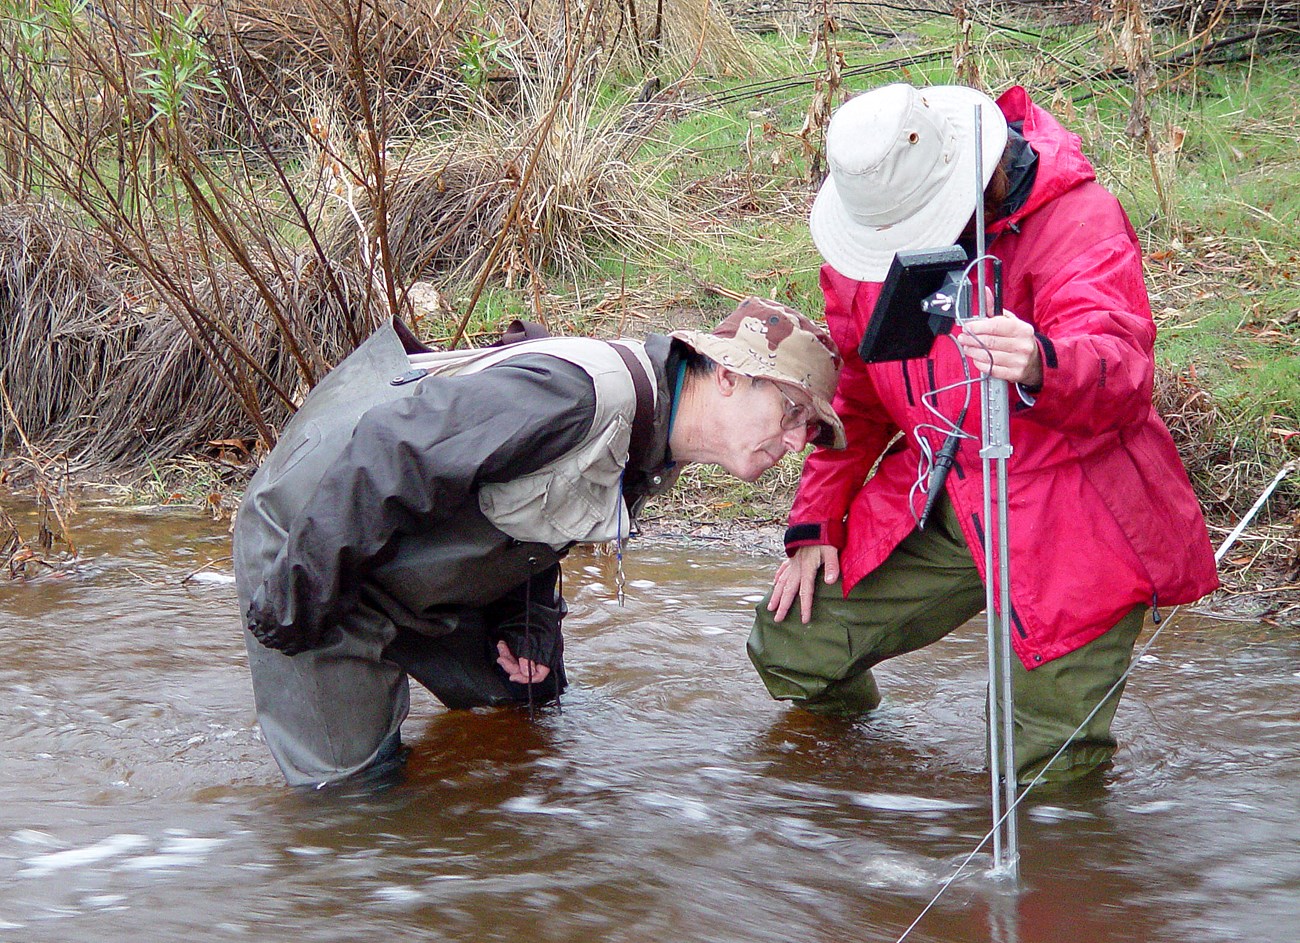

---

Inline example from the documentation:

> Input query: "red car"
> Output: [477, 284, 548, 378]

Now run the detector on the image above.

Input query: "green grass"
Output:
[9, 4, 1297, 537]
[126, 455, 235, 513]
[558, 15, 1299, 542]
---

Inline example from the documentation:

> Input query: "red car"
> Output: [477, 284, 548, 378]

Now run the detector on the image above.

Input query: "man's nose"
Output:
[782, 423, 810, 452]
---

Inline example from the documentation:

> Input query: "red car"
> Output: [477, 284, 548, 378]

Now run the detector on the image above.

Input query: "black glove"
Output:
[247, 617, 312, 657]
[494, 595, 566, 670]
[488, 565, 566, 672]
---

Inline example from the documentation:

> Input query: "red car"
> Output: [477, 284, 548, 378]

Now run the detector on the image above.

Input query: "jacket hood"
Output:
[990, 86, 1097, 234]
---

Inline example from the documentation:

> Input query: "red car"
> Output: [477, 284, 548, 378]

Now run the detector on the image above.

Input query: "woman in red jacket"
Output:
[748, 83, 1219, 784]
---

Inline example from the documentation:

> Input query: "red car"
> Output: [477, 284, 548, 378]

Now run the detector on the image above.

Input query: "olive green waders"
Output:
[747, 496, 1145, 785]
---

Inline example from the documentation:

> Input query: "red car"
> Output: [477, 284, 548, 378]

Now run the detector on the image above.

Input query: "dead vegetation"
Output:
[0, 0, 1295, 602]
[0, 0, 721, 468]
[320, 30, 685, 322]
[0, 0, 743, 576]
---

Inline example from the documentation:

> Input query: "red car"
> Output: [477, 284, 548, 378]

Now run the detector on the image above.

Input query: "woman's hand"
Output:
[768, 544, 841, 624]
[957, 297, 1043, 389]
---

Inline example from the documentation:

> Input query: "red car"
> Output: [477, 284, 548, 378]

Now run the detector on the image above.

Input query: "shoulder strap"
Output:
[493, 319, 551, 346]
[608, 343, 655, 468]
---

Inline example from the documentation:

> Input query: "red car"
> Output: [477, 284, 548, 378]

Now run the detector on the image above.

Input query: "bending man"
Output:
[236, 297, 844, 786]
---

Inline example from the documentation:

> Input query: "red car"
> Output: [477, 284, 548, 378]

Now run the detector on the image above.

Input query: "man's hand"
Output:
[496, 640, 551, 684]
[957, 296, 1043, 389]
[768, 544, 841, 624]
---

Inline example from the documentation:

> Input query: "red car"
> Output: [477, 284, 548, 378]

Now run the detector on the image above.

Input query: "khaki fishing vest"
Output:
[406, 338, 657, 550]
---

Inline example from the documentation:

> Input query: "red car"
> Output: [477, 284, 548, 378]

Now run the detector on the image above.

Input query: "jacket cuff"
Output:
[1027, 331, 1055, 392]
[783, 519, 846, 555]
[494, 596, 567, 671]
[1012, 331, 1052, 412]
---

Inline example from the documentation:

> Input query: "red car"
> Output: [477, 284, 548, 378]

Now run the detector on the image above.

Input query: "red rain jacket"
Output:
[790, 86, 1219, 669]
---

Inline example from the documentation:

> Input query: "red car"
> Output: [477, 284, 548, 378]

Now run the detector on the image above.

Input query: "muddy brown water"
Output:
[1, 500, 1298, 943]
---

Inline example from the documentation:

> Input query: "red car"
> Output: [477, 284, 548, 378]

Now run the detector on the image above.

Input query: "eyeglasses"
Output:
[773, 383, 821, 437]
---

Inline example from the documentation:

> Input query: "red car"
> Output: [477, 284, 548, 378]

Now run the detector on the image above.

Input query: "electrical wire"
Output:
[910, 342, 978, 525]
[905, 252, 999, 527]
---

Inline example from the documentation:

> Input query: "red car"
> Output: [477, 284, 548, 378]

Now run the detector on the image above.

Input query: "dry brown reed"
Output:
[0, 382, 79, 577]
[0, 198, 378, 471]
[0, 0, 709, 483]
[205, 0, 467, 146]
[317, 16, 692, 334]
[0, 202, 123, 459]
[467, 48, 681, 272]
[512, 0, 759, 77]
[72, 256, 380, 469]
[0, 494, 77, 579]
[321, 152, 511, 287]
[1155, 365, 1268, 518]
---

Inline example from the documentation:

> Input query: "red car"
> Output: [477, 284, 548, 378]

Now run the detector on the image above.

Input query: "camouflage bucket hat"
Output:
[671, 297, 846, 449]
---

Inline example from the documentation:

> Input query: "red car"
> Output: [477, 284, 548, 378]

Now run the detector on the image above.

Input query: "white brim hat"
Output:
[810, 84, 1009, 283]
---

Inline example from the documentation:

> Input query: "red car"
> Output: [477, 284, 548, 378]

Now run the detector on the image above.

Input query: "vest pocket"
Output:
[478, 415, 631, 548]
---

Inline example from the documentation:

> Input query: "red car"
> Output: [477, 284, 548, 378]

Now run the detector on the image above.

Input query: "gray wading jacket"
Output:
[234, 319, 680, 656]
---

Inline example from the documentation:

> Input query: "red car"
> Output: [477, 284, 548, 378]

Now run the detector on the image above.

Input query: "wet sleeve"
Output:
[246, 355, 596, 654]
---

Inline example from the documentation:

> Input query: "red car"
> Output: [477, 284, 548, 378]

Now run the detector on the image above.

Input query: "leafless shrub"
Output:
[0, 0, 412, 461]
[317, 13, 692, 338]
[515, 0, 759, 76]
[205, 0, 468, 149]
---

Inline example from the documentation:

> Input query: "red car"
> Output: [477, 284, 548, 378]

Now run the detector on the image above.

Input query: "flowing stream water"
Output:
[1, 499, 1297, 942]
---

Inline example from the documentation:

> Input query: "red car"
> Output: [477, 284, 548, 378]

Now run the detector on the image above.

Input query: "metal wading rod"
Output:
[896, 459, 1298, 942]
[996, 439, 1018, 873]
[973, 103, 1019, 879]
[980, 430, 1005, 869]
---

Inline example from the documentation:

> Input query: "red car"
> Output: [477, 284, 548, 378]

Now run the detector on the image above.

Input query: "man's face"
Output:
[713, 375, 815, 482]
